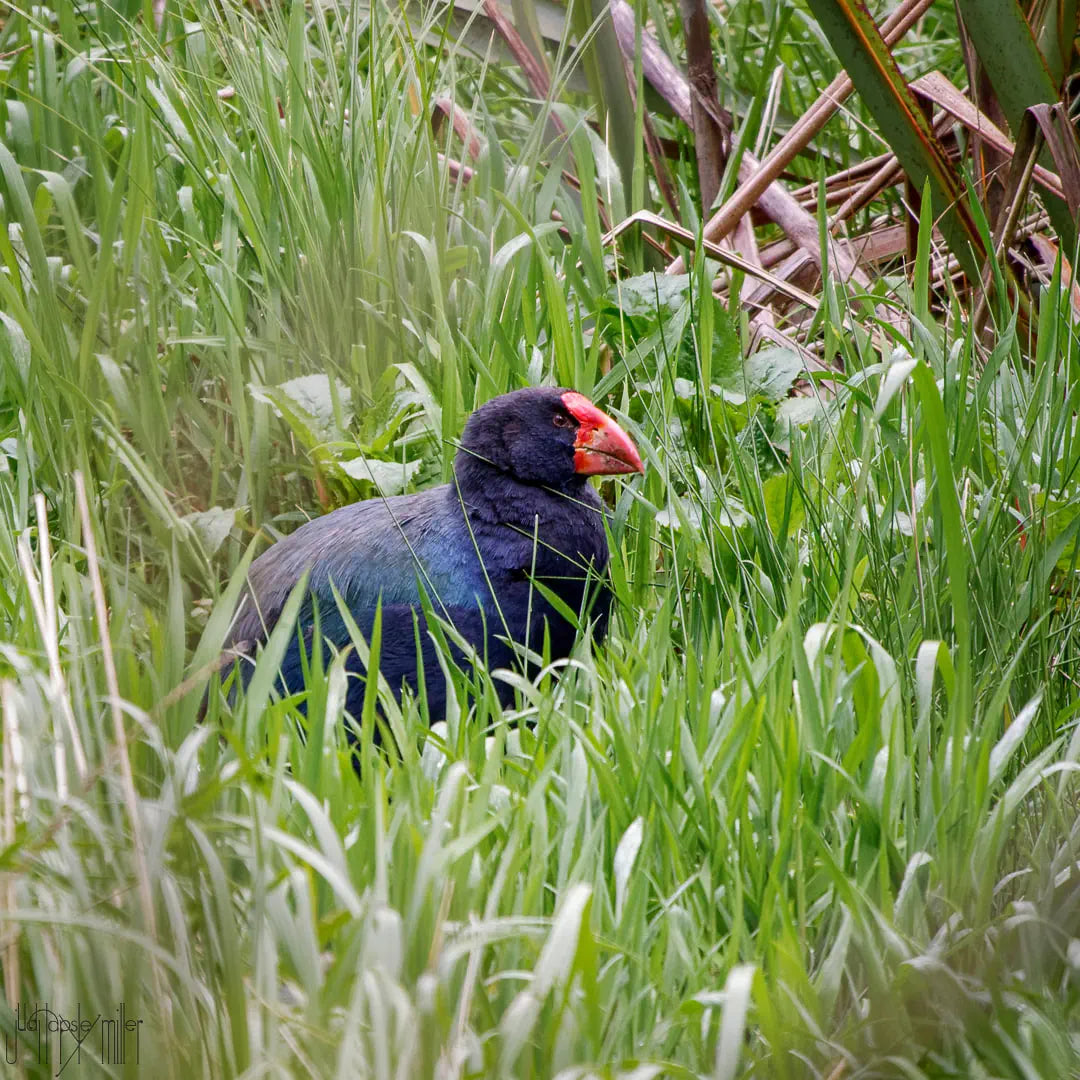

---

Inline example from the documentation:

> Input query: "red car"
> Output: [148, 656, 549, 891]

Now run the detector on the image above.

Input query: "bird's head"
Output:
[455, 387, 645, 489]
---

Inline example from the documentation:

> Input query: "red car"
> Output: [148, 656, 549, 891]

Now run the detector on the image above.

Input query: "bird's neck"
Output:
[452, 453, 596, 526]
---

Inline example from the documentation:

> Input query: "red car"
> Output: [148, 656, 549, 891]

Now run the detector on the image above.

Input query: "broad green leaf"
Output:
[338, 454, 422, 495]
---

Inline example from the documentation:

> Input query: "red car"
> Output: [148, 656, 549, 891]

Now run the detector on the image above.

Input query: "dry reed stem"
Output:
[667, 0, 937, 272]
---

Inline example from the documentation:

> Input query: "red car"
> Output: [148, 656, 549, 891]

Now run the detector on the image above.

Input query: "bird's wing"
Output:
[224, 486, 486, 649]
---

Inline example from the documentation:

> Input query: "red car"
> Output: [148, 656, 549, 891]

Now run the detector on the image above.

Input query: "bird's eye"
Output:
[553, 413, 573, 429]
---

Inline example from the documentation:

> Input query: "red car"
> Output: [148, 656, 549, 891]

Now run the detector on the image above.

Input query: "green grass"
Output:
[1, 1, 1079, 1076]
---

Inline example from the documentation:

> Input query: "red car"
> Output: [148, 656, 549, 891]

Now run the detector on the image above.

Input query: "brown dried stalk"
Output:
[664, 0, 936, 273]
[432, 96, 485, 161]
[481, 0, 565, 136]
[911, 72, 1070, 204]
[677, 0, 730, 210]
[607, 0, 866, 285]
[604, 209, 821, 311]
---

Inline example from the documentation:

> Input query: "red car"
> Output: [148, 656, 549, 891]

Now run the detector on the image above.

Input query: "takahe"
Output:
[220, 386, 644, 723]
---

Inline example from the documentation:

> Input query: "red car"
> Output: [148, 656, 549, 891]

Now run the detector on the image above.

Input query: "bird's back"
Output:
[224, 485, 481, 650]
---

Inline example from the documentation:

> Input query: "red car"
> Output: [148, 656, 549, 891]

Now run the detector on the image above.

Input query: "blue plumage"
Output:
[219, 386, 643, 729]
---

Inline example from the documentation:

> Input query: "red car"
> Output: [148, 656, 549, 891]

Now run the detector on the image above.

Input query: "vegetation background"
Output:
[1, 0, 1079, 1075]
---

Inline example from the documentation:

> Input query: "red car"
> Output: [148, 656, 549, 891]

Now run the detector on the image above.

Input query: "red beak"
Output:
[561, 391, 645, 477]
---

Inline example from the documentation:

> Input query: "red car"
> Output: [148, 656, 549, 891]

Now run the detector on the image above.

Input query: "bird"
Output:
[218, 386, 645, 729]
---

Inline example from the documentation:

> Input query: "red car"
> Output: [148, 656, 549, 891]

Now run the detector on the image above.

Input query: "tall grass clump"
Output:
[1, 0, 1078, 1076]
